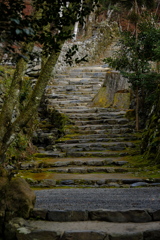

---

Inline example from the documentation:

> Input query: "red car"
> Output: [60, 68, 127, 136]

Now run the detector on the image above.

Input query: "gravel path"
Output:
[35, 187, 160, 211]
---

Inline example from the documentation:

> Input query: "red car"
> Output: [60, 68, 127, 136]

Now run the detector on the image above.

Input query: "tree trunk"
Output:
[135, 87, 139, 131]
[0, 49, 61, 163]
[0, 43, 34, 144]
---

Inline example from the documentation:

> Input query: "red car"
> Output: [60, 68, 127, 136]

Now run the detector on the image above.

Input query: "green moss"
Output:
[92, 87, 111, 107]
[113, 92, 131, 109]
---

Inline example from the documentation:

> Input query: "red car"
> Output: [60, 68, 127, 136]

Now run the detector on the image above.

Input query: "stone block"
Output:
[17, 230, 60, 240]
[31, 208, 48, 220]
[47, 210, 88, 222]
[61, 230, 108, 240]
[143, 229, 160, 240]
[40, 179, 56, 187]
[109, 232, 143, 240]
[60, 180, 75, 185]
[152, 210, 160, 221]
[89, 209, 152, 223]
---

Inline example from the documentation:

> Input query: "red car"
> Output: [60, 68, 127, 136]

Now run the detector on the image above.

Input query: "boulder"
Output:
[0, 168, 36, 239]
[5, 177, 36, 220]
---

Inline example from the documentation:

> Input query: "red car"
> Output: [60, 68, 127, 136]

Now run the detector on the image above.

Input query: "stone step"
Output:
[56, 136, 138, 144]
[69, 71, 107, 78]
[31, 208, 159, 223]
[56, 142, 135, 152]
[50, 83, 101, 90]
[30, 166, 130, 174]
[20, 171, 160, 188]
[15, 219, 160, 240]
[20, 157, 129, 169]
[70, 128, 134, 135]
[68, 115, 129, 121]
[66, 150, 129, 158]
[46, 94, 93, 102]
[60, 108, 127, 115]
[60, 133, 138, 140]
[74, 118, 129, 125]
[53, 78, 104, 85]
[47, 100, 91, 106]
[74, 123, 133, 130]
[71, 66, 110, 72]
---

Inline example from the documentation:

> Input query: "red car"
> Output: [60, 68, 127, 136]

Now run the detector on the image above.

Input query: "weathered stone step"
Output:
[69, 71, 107, 78]
[57, 136, 138, 144]
[20, 157, 128, 169]
[35, 151, 66, 158]
[60, 108, 126, 115]
[75, 123, 133, 130]
[74, 118, 129, 125]
[31, 166, 130, 174]
[61, 133, 138, 140]
[46, 94, 93, 102]
[53, 78, 104, 85]
[71, 128, 133, 135]
[68, 115, 128, 121]
[31, 208, 159, 223]
[48, 99, 91, 106]
[22, 171, 145, 186]
[21, 171, 160, 188]
[71, 66, 110, 72]
[15, 219, 160, 240]
[66, 150, 129, 158]
[56, 142, 135, 152]
[50, 83, 101, 90]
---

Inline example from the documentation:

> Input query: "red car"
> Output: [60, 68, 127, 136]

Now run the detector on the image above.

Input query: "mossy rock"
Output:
[113, 92, 131, 109]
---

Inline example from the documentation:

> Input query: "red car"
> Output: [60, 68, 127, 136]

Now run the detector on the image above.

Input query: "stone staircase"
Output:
[14, 65, 160, 240]
[19, 65, 160, 188]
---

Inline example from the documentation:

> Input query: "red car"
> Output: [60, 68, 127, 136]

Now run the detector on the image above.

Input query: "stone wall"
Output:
[53, 21, 119, 74]
[92, 70, 131, 109]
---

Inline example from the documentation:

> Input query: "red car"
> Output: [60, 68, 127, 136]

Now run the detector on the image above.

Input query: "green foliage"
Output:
[0, 0, 98, 61]
[65, 45, 88, 66]
[104, 18, 160, 92]
[49, 109, 70, 137]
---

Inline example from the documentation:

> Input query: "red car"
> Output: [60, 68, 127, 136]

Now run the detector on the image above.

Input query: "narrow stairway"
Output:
[19, 65, 159, 188]
[16, 65, 160, 240]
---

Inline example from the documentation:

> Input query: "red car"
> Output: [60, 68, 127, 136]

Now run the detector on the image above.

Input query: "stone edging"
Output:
[31, 208, 160, 223]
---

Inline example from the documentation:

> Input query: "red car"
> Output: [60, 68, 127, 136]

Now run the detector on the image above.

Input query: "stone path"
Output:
[20, 65, 159, 188]
[16, 65, 160, 240]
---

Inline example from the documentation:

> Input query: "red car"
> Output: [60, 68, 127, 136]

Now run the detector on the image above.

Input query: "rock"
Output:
[109, 232, 143, 240]
[4, 217, 27, 240]
[104, 159, 114, 165]
[17, 229, 60, 240]
[114, 161, 128, 166]
[152, 210, 160, 221]
[5, 178, 36, 220]
[96, 180, 106, 185]
[47, 210, 88, 222]
[143, 229, 160, 240]
[54, 161, 70, 167]
[86, 160, 104, 166]
[31, 208, 48, 220]
[122, 179, 143, 184]
[131, 182, 148, 187]
[61, 230, 108, 240]
[60, 180, 75, 185]
[40, 179, 56, 187]
[107, 183, 120, 188]
[89, 209, 152, 223]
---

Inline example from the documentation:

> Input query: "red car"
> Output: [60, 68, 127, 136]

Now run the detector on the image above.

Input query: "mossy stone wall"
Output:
[92, 71, 131, 109]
